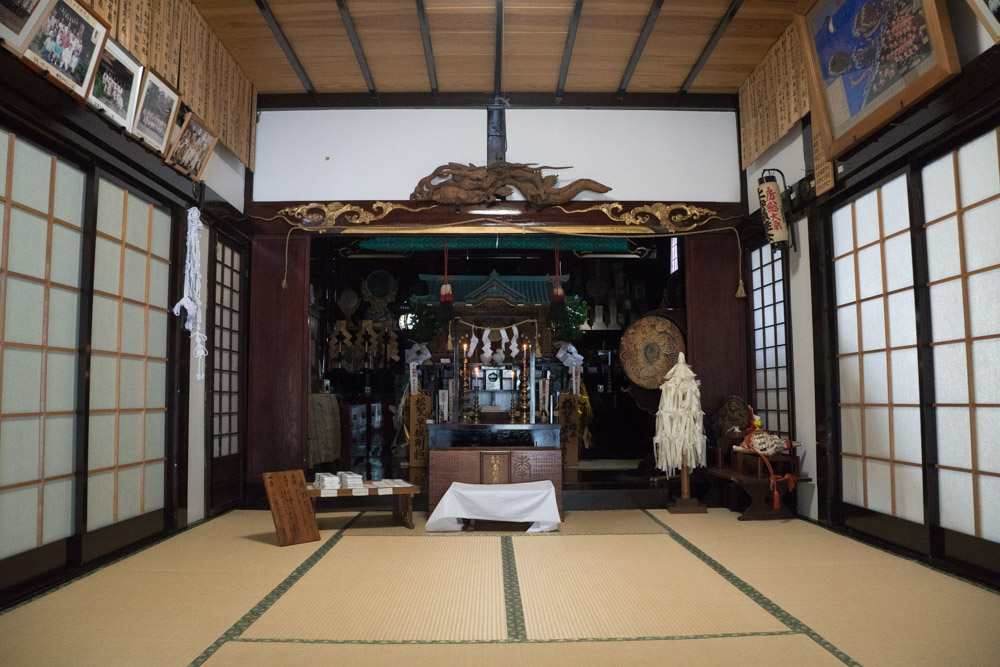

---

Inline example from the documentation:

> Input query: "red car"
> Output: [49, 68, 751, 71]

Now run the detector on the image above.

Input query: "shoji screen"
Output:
[87, 178, 171, 531]
[922, 128, 1000, 543]
[211, 239, 242, 460]
[832, 175, 924, 523]
[0, 131, 84, 559]
[749, 243, 793, 436]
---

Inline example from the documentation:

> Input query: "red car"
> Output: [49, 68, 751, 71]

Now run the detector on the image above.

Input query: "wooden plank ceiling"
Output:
[192, 0, 798, 104]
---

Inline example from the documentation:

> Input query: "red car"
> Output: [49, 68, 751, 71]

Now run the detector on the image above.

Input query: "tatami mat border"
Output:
[501, 535, 527, 641]
[641, 510, 859, 666]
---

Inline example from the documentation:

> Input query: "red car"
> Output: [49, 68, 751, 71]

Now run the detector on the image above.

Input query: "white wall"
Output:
[253, 109, 487, 201]
[202, 142, 246, 213]
[506, 109, 741, 202]
[185, 227, 209, 525]
[788, 218, 818, 520]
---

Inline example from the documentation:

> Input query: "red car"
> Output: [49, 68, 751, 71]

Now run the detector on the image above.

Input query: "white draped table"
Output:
[425, 480, 562, 533]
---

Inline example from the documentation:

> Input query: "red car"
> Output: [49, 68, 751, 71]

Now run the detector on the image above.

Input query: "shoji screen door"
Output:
[749, 243, 793, 437]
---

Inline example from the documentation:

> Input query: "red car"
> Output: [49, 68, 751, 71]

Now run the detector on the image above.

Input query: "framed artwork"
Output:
[165, 112, 218, 180]
[88, 38, 143, 130]
[797, 0, 961, 159]
[131, 69, 181, 154]
[21, 0, 107, 101]
[964, 0, 1000, 41]
[0, 0, 54, 53]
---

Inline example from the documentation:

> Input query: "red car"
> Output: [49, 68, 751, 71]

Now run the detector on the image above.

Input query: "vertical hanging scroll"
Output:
[118, 0, 133, 52]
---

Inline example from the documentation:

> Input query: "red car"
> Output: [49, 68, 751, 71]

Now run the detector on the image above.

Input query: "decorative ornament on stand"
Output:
[739, 408, 798, 510]
[653, 352, 708, 514]
[172, 208, 209, 380]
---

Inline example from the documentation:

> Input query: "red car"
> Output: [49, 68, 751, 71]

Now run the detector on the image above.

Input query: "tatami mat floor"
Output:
[1, 508, 998, 666]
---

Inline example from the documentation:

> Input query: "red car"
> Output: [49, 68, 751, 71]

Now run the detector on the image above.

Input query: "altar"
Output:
[429, 446, 563, 514]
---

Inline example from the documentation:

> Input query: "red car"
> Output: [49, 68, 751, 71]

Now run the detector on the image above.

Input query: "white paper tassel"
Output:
[467, 331, 479, 358]
[480, 328, 493, 363]
[652, 352, 706, 476]
[171, 207, 208, 380]
[509, 325, 520, 357]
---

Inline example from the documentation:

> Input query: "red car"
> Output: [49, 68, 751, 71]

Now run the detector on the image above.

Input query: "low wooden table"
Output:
[703, 467, 811, 521]
[307, 482, 419, 529]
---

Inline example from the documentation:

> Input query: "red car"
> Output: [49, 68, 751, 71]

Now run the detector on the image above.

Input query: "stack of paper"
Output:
[337, 471, 364, 488]
[314, 473, 341, 489]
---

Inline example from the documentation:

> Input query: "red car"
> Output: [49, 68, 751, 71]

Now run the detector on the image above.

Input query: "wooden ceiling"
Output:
[193, 0, 799, 107]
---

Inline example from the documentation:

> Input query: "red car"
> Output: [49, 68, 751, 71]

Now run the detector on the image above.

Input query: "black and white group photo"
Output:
[91, 45, 135, 122]
[168, 116, 216, 177]
[136, 79, 173, 142]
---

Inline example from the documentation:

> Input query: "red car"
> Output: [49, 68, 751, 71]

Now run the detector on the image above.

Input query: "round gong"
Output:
[619, 314, 686, 389]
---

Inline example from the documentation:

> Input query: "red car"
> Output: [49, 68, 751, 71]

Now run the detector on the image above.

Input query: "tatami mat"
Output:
[242, 535, 507, 642]
[514, 533, 787, 640]
[204, 633, 841, 666]
[341, 509, 662, 536]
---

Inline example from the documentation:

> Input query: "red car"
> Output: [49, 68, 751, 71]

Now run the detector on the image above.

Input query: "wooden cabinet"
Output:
[340, 395, 393, 480]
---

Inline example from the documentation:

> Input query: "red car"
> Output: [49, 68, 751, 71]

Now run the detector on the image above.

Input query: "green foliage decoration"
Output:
[406, 298, 442, 343]
[551, 297, 589, 342]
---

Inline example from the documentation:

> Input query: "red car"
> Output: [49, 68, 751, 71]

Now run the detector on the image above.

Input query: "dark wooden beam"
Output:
[335, 0, 377, 97]
[252, 0, 315, 94]
[616, 0, 663, 98]
[415, 0, 439, 95]
[494, 0, 504, 98]
[679, 0, 744, 93]
[257, 91, 737, 110]
[555, 0, 584, 101]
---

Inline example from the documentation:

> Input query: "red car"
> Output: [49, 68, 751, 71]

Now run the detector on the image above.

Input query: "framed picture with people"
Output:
[21, 0, 107, 101]
[964, 0, 1000, 41]
[131, 69, 181, 154]
[87, 38, 143, 130]
[165, 112, 218, 180]
[0, 0, 55, 54]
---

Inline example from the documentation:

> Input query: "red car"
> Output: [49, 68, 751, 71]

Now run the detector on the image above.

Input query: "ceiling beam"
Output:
[252, 0, 315, 94]
[335, 0, 377, 97]
[555, 0, 584, 101]
[616, 0, 663, 98]
[258, 91, 737, 110]
[494, 0, 504, 98]
[415, 0, 439, 95]
[679, 0, 745, 93]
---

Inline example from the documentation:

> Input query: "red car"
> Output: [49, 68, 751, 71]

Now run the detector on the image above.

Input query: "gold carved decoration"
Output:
[276, 201, 433, 230]
[555, 202, 734, 231]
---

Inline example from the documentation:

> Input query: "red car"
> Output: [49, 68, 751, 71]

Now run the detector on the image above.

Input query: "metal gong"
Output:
[619, 314, 686, 389]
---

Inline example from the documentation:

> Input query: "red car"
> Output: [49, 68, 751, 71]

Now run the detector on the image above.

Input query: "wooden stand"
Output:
[667, 452, 707, 514]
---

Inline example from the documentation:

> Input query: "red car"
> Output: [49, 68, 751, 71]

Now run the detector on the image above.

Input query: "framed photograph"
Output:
[22, 0, 108, 101]
[88, 38, 143, 130]
[0, 0, 54, 54]
[131, 69, 181, 154]
[165, 112, 218, 180]
[797, 0, 961, 159]
[964, 0, 1000, 41]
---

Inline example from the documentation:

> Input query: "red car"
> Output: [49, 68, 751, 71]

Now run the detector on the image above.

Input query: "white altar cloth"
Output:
[425, 480, 561, 533]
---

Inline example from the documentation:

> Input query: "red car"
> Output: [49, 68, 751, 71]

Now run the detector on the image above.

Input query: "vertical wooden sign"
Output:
[557, 395, 580, 466]
[262, 470, 320, 546]
[409, 394, 430, 467]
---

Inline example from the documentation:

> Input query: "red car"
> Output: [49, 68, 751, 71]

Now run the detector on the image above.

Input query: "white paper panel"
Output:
[86, 471, 114, 531]
[119, 358, 144, 409]
[0, 486, 39, 559]
[893, 408, 923, 463]
[841, 407, 863, 455]
[935, 407, 972, 468]
[91, 296, 120, 352]
[146, 412, 165, 459]
[145, 461, 164, 511]
[887, 291, 917, 348]
[922, 153, 957, 221]
[96, 179, 125, 238]
[2, 348, 42, 414]
[962, 199, 1000, 273]
[0, 129, 8, 198]
[93, 237, 122, 295]
[957, 128, 1000, 206]
[938, 469, 975, 536]
[118, 413, 144, 465]
[88, 354, 118, 411]
[44, 415, 75, 477]
[87, 413, 116, 471]
[890, 348, 920, 404]
[4, 277, 45, 345]
[856, 246, 883, 299]
[841, 457, 865, 506]
[978, 408, 1000, 473]
[49, 224, 82, 288]
[42, 478, 74, 544]
[933, 343, 969, 404]
[125, 193, 150, 250]
[150, 208, 171, 259]
[865, 407, 891, 458]
[979, 475, 1000, 543]
[45, 351, 77, 412]
[967, 269, 1000, 337]
[53, 162, 84, 227]
[863, 352, 888, 403]
[839, 358, 861, 403]
[117, 465, 142, 522]
[147, 361, 166, 408]
[929, 280, 966, 342]
[972, 338, 1000, 404]
[12, 138, 51, 213]
[860, 297, 886, 351]
[149, 259, 170, 309]
[866, 459, 892, 514]
[854, 189, 880, 248]
[883, 232, 913, 291]
[8, 208, 47, 279]
[47, 288, 80, 350]
[832, 204, 855, 257]
[880, 175, 910, 235]
[147, 310, 167, 358]
[0, 416, 40, 486]
[834, 258, 856, 306]
[121, 303, 146, 356]
[894, 464, 924, 524]
[925, 217, 961, 282]
[123, 249, 148, 303]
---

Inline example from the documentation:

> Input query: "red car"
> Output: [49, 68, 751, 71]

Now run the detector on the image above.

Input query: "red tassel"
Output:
[774, 491, 780, 510]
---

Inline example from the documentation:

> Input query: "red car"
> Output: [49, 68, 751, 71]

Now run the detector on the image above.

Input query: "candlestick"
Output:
[472, 366, 480, 424]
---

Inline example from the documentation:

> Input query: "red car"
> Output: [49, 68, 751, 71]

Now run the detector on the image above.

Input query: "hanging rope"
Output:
[171, 207, 209, 380]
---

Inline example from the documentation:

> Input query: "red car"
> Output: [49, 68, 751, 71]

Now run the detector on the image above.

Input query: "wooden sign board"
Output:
[557, 395, 581, 467]
[409, 394, 431, 467]
[262, 470, 320, 547]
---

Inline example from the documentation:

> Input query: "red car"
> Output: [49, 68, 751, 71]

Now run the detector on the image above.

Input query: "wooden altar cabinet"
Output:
[428, 446, 562, 514]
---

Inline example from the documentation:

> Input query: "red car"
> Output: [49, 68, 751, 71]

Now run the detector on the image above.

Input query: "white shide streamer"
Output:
[652, 352, 706, 475]
[172, 207, 209, 380]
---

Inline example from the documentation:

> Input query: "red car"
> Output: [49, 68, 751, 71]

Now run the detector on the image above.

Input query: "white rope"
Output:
[171, 207, 208, 380]
[652, 352, 706, 475]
